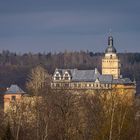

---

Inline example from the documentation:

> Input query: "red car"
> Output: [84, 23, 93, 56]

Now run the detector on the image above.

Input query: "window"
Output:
[78, 84, 81, 88]
[55, 74, 61, 80]
[56, 83, 60, 87]
[74, 83, 77, 88]
[11, 96, 16, 101]
[106, 84, 109, 88]
[56, 77, 59, 80]
[63, 73, 70, 80]
[64, 76, 69, 80]
[109, 84, 112, 88]
[95, 84, 100, 88]
[65, 73, 68, 76]
[64, 83, 69, 88]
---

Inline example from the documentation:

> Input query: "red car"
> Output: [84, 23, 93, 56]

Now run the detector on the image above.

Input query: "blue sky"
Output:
[0, 0, 140, 53]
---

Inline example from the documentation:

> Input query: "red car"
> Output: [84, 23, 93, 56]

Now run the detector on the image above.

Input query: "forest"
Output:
[0, 50, 140, 90]
[0, 66, 140, 140]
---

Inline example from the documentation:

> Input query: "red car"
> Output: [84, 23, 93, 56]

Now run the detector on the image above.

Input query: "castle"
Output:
[0, 36, 136, 112]
[51, 36, 136, 97]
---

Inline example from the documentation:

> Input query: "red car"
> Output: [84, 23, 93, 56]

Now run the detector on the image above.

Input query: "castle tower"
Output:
[102, 36, 121, 79]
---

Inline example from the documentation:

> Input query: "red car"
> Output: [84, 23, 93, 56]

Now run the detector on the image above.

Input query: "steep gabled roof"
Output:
[5, 84, 25, 94]
[53, 68, 134, 85]
[72, 69, 97, 81]
[54, 68, 113, 83]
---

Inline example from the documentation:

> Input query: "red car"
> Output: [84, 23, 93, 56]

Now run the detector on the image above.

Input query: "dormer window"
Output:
[54, 71, 61, 81]
[64, 74, 69, 80]
[63, 71, 71, 81]
[11, 96, 16, 101]
[55, 74, 60, 80]
[95, 78, 100, 83]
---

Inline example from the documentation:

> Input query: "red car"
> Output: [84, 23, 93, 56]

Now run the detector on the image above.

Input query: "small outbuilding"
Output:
[3, 84, 25, 112]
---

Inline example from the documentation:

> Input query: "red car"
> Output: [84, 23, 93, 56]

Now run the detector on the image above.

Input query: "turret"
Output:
[105, 36, 117, 54]
[102, 36, 121, 79]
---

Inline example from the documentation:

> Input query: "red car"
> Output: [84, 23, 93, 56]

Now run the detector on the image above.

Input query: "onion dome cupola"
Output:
[105, 36, 117, 53]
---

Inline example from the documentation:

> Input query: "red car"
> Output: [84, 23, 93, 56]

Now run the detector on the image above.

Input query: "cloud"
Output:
[0, 10, 139, 38]
[0, 0, 139, 52]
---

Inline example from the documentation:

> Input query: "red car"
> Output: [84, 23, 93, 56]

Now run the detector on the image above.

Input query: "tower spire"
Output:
[108, 36, 113, 46]
[109, 28, 112, 36]
[102, 36, 120, 79]
[108, 28, 113, 46]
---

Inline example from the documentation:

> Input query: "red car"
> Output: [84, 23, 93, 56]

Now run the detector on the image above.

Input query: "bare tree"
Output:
[26, 65, 51, 96]
[26, 65, 52, 140]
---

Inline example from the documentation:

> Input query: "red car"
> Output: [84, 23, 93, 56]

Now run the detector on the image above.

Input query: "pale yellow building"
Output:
[102, 36, 121, 79]
[51, 36, 136, 98]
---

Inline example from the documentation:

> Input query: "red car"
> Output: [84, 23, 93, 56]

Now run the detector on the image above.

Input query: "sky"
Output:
[0, 0, 140, 53]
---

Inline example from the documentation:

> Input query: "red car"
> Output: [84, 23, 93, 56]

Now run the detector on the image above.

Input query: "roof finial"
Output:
[95, 68, 98, 74]
[108, 29, 113, 46]
[109, 28, 112, 36]
[133, 76, 136, 86]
